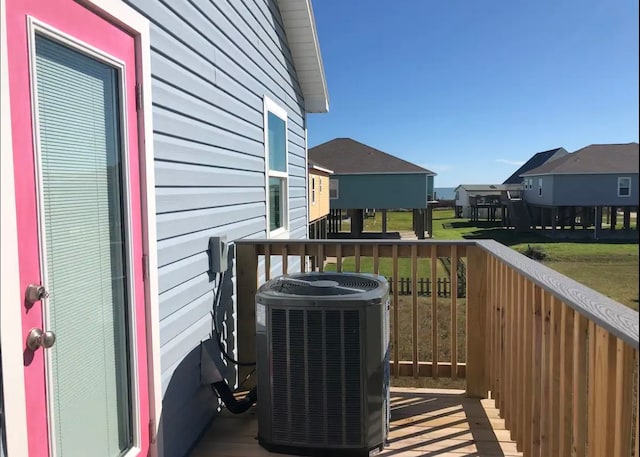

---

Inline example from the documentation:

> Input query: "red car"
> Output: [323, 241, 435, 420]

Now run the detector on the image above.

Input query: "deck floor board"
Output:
[190, 387, 521, 457]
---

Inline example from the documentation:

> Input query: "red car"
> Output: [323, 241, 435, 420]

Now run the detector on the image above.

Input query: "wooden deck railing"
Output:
[235, 239, 639, 457]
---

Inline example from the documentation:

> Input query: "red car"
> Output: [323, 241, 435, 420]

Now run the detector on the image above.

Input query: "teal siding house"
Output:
[309, 138, 436, 237]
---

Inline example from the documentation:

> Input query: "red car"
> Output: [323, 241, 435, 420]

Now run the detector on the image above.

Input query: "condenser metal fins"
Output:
[256, 272, 390, 457]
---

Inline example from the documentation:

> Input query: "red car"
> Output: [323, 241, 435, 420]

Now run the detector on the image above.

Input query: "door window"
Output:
[35, 34, 132, 455]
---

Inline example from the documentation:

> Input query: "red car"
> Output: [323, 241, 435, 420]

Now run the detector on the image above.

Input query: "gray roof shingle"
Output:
[309, 138, 435, 174]
[521, 143, 639, 176]
[503, 148, 568, 184]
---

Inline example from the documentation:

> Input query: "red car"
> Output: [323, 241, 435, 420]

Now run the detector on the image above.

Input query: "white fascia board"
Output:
[278, 0, 328, 113]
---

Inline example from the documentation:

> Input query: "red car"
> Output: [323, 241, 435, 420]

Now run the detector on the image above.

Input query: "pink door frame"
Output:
[2, 0, 161, 455]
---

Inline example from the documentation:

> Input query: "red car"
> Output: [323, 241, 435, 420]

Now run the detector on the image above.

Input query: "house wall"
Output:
[551, 174, 639, 206]
[455, 187, 469, 208]
[121, 1, 308, 455]
[309, 170, 330, 222]
[330, 173, 430, 209]
[524, 175, 555, 206]
[426, 175, 435, 201]
[524, 174, 639, 206]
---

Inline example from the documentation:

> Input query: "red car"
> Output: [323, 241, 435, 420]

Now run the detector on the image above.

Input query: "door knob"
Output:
[25, 284, 48, 304]
[26, 328, 56, 351]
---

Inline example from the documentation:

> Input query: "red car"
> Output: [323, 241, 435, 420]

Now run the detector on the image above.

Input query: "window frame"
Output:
[538, 178, 543, 197]
[311, 176, 316, 205]
[618, 177, 631, 197]
[329, 178, 339, 200]
[263, 96, 289, 238]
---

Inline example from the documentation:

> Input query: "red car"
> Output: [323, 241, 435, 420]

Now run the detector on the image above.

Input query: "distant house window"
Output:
[618, 177, 631, 197]
[329, 179, 339, 199]
[319, 179, 323, 193]
[538, 178, 543, 196]
[311, 177, 316, 204]
[264, 97, 288, 236]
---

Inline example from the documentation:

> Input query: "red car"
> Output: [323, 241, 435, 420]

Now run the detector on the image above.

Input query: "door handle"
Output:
[25, 283, 48, 305]
[26, 328, 56, 351]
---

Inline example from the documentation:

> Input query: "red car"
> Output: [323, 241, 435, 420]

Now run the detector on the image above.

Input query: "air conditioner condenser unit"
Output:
[255, 272, 390, 456]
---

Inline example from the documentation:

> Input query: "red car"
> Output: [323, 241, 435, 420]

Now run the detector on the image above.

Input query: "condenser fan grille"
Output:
[265, 273, 381, 296]
[270, 307, 363, 446]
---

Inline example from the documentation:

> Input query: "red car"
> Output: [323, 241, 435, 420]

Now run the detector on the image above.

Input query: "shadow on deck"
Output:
[190, 387, 521, 457]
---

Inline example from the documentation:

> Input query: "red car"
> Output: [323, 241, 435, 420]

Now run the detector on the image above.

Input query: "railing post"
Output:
[466, 245, 488, 397]
[236, 243, 259, 388]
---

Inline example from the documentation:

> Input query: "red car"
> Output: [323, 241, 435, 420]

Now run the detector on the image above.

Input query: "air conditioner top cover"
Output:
[256, 272, 387, 304]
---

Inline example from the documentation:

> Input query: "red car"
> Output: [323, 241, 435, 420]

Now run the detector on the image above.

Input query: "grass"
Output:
[324, 208, 638, 387]
[429, 208, 639, 309]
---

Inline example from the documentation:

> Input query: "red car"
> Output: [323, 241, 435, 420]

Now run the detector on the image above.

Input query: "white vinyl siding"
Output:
[120, 0, 309, 454]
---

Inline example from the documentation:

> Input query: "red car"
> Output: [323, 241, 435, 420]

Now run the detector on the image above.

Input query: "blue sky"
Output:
[306, 0, 639, 187]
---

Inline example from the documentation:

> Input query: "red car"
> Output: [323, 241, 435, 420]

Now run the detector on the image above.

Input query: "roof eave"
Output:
[522, 171, 639, 177]
[277, 0, 329, 113]
[331, 171, 437, 176]
[310, 164, 333, 174]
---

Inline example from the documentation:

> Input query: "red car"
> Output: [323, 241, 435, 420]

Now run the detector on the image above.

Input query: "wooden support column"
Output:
[350, 209, 363, 237]
[551, 207, 558, 233]
[540, 207, 545, 230]
[557, 207, 563, 230]
[381, 209, 388, 233]
[595, 206, 603, 240]
[417, 208, 425, 239]
[466, 246, 488, 398]
[623, 207, 631, 230]
[610, 206, 617, 231]
[582, 207, 589, 231]
[570, 207, 576, 230]
[236, 243, 259, 387]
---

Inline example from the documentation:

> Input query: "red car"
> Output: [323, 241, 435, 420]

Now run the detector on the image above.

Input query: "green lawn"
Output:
[324, 208, 638, 387]
[334, 208, 638, 309]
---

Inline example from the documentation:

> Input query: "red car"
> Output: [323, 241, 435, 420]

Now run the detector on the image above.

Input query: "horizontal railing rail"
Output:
[235, 238, 639, 457]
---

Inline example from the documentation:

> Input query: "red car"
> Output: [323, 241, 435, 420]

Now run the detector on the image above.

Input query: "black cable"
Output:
[212, 270, 256, 367]
[237, 367, 257, 392]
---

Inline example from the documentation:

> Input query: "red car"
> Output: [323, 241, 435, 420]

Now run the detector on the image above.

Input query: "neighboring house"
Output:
[0, 2, 327, 457]
[454, 184, 522, 219]
[502, 147, 568, 185]
[308, 160, 332, 239]
[309, 138, 436, 238]
[521, 143, 639, 236]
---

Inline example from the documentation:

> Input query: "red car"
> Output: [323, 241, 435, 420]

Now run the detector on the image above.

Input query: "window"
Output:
[319, 178, 323, 193]
[618, 177, 631, 197]
[311, 177, 316, 204]
[329, 179, 339, 199]
[264, 97, 288, 236]
[538, 178, 543, 196]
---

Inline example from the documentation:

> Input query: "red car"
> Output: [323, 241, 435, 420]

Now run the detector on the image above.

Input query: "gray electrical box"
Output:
[208, 236, 229, 273]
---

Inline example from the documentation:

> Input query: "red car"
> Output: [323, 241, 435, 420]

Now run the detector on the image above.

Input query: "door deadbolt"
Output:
[25, 284, 48, 304]
[26, 328, 56, 351]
